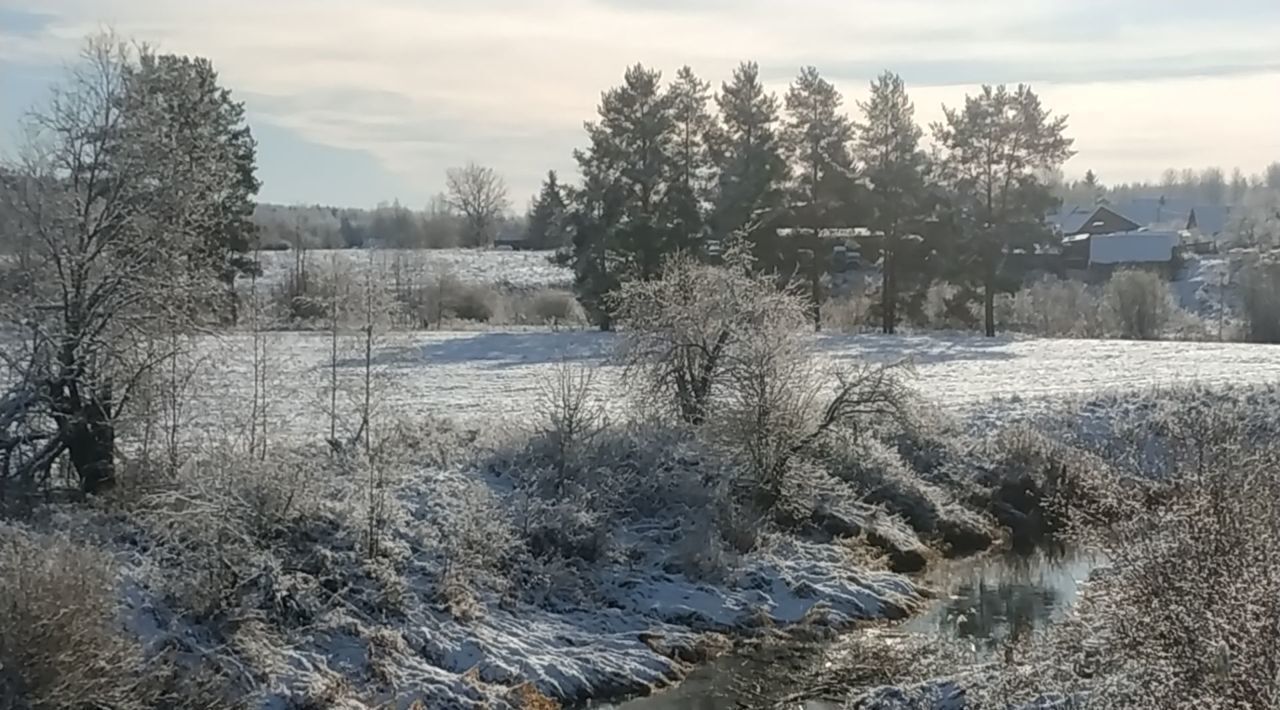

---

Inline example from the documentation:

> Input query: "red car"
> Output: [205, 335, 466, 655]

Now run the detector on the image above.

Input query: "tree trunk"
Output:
[882, 247, 897, 335]
[225, 278, 240, 327]
[984, 278, 996, 338]
[68, 401, 115, 494]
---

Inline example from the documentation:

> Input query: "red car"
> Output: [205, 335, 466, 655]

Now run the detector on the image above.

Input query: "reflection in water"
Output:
[607, 547, 1101, 710]
[902, 546, 1100, 658]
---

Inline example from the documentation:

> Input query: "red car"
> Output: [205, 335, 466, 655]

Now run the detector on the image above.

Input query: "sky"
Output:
[2, 0, 1279, 208]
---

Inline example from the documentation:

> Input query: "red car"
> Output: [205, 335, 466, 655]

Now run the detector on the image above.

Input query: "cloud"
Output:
[2, 0, 1279, 201]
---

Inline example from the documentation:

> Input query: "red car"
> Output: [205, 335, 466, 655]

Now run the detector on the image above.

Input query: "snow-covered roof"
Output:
[1089, 230, 1180, 265]
[1050, 205, 1096, 235]
[1108, 199, 1232, 236]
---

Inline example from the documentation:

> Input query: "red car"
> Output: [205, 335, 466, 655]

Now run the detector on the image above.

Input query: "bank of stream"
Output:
[603, 547, 1104, 709]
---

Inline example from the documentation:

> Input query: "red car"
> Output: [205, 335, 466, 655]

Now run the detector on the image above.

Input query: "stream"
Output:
[605, 547, 1103, 709]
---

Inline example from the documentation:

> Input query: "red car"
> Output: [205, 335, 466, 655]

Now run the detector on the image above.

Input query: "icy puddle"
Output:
[604, 548, 1104, 709]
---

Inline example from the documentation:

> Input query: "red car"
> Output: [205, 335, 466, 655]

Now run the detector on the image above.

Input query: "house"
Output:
[1053, 198, 1232, 244]
[1051, 204, 1142, 236]
[1063, 229, 1181, 276]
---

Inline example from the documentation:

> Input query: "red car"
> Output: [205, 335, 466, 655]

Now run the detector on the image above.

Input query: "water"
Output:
[605, 547, 1103, 710]
[902, 546, 1101, 659]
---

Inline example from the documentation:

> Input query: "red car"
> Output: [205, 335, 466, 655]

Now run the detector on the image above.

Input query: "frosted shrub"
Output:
[518, 289, 584, 327]
[1081, 449, 1280, 707]
[0, 527, 226, 709]
[450, 282, 498, 322]
[136, 449, 329, 618]
[610, 242, 809, 426]
[1000, 276, 1105, 337]
[532, 360, 606, 494]
[1101, 269, 1176, 340]
[611, 246, 915, 517]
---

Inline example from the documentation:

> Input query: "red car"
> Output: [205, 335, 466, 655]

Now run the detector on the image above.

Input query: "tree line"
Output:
[542, 62, 1075, 336]
[255, 163, 522, 250]
[1054, 163, 1280, 208]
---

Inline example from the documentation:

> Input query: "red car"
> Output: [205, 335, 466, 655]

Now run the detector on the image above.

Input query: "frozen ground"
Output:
[35, 329, 1280, 709]
[187, 330, 1280, 445]
[249, 248, 570, 292]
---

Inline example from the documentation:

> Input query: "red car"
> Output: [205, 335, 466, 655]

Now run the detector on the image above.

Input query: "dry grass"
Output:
[0, 527, 230, 709]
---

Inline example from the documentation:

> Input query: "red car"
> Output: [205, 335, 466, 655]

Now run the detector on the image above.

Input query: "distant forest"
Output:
[1053, 163, 1280, 208]
[253, 197, 528, 251]
[258, 162, 1280, 251]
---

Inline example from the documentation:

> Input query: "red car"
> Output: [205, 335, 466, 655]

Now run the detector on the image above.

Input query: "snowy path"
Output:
[189, 330, 1280, 443]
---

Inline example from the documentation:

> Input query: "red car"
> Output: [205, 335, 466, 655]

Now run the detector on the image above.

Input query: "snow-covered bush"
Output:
[515, 289, 585, 327]
[135, 448, 335, 619]
[611, 247, 916, 518]
[0, 527, 227, 709]
[965, 425, 1124, 545]
[1051, 445, 1280, 707]
[999, 276, 1107, 338]
[1101, 269, 1177, 340]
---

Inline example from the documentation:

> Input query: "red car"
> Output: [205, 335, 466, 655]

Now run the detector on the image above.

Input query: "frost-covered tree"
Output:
[1199, 166, 1226, 206]
[932, 84, 1074, 337]
[122, 49, 260, 324]
[1229, 167, 1249, 206]
[524, 170, 568, 249]
[445, 162, 510, 247]
[0, 34, 258, 495]
[855, 71, 932, 334]
[710, 61, 788, 239]
[611, 243, 913, 513]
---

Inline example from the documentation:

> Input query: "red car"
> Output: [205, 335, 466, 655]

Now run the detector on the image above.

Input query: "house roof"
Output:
[1188, 205, 1231, 236]
[1107, 198, 1232, 236]
[1050, 204, 1096, 235]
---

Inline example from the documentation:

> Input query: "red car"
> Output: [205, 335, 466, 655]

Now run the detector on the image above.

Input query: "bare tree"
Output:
[534, 360, 606, 493]
[444, 162, 510, 247]
[611, 243, 914, 513]
[0, 36, 216, 496]
[611, 242, 801, 426]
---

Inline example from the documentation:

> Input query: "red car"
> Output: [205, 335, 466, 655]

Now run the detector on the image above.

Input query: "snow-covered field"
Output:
[187, 330, 1280, 445]
[26, 329, 1278, 709]
[250, 248, 570, 291]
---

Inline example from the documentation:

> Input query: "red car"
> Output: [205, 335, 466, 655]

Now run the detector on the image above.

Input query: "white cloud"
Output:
[4, 0, 1279, 200]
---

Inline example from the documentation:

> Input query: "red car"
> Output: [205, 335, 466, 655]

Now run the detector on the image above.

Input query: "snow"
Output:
[25, 327, 1280, 708]
[187, 330, 1280, 443]
[249, 248, 570, 291]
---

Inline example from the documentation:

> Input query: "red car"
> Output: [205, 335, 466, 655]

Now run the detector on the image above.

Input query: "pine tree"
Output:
[525, 170, 568, 249]
[780, 66, 858, 329]
[123, 50, 261, 324]
[855, 71, 931, 335]
[784, 66, 855, 220]
[567, 64, 676, 327]
[710, 61, 788, 239]
[932, 84, 1074, 337]
[664, 66, 717, 255]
